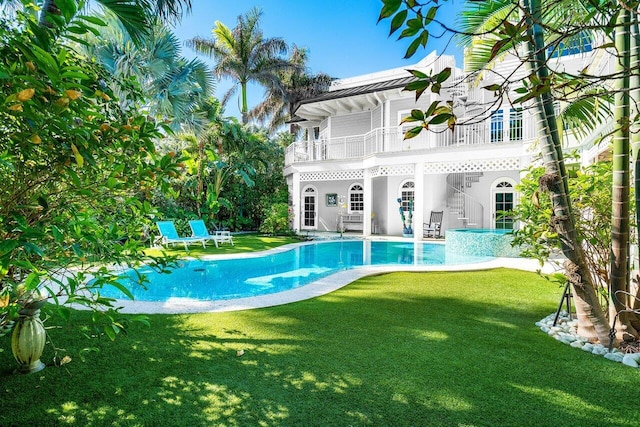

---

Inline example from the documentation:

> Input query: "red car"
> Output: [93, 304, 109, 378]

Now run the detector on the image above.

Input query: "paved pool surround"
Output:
[445, 228, 521, 258]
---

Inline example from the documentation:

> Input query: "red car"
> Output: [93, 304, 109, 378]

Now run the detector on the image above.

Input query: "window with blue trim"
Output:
[547, 33, 593, 58]
[509, 108, 522, 141]
[490, 110, 504, 143]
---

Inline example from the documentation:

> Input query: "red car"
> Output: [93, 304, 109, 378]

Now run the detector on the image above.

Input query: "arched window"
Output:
[492, 180, 515, 229]
[399, 180, 415, 212]
[348, 183, 364, 213]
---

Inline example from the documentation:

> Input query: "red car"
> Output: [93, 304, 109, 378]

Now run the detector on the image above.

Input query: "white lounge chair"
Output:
[156, 221, 206, 250]
[210, 221, 234, 246]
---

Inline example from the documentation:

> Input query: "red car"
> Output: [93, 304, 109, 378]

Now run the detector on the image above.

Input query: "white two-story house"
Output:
[283, 46, 613, 239]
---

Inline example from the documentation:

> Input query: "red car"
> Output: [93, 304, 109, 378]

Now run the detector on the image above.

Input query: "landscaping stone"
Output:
[622, 355, 639, 368]
[604, 352, 624, 363]
[537, 312, 639, 369]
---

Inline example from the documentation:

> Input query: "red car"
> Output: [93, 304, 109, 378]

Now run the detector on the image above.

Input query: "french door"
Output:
[302, 187, 317, 230]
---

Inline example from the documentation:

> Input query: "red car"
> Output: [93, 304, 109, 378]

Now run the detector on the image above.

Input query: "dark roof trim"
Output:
[297, 75, 416, 106]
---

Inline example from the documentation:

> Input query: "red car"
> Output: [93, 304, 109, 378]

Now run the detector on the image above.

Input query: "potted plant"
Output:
[398, 198, 414, 237]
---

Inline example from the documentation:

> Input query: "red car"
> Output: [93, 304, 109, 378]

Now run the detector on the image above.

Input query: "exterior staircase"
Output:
[446, 172, 484, 228]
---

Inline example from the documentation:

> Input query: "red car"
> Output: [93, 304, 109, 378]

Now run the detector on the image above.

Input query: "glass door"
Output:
[493, 181, 514, 229]
[302, 187, 317, 230]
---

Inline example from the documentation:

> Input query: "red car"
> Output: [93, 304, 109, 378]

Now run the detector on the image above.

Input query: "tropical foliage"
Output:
[80, 13, 214, 132]
[0, 0, 294, 371]
[1, 0, 193, 44]
[155, 113, 288, 232]
[0, 3, 184, 339]
[512, 158, 615, 299]
[259, 202, 291, 235]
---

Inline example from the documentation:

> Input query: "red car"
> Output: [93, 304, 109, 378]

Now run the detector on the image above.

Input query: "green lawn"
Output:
[1, 264, 638, 425]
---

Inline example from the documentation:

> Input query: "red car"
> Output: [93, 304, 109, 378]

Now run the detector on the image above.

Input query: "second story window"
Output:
[547, 33, 593, 58]
[509, 108, 522, 141]
[490, 109, 504, 143]
[349, 184, 364, 213]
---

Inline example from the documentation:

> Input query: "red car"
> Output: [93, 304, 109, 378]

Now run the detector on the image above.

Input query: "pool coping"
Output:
[110, 240, 556, 314]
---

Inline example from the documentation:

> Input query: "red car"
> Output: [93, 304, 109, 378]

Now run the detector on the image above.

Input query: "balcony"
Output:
[284, 122, 531, 166]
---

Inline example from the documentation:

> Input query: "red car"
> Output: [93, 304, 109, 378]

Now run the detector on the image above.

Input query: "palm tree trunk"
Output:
[611, 6, 638, 339]
[241, 80, 248, 124]
[521, 0, 611, 344]
[632, 12, 640, 322]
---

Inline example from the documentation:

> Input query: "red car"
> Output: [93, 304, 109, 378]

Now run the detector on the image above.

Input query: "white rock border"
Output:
[537, 312, 640, 368]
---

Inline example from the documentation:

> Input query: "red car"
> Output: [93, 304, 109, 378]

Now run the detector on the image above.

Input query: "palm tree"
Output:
[82, 13, 215, 132]
[249, 45, 333, 135]
[519, 0, 612, 343]
[400, 0, 620, 343]
[609, 5, 635, 338]
[186, 7, 298, 124]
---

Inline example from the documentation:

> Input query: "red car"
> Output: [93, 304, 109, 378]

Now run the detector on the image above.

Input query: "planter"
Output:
[11, 299, 47, 374]
[402, 233, 414, 238]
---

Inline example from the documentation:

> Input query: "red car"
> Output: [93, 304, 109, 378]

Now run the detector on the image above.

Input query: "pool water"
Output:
[446, 228, 520, 258]
[105, 240, 494, 302]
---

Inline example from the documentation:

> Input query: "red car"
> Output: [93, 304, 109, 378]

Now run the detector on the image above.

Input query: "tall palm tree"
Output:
[186, 7, 298, 124]
[249, 45, 333, 135]
[521, 0, 613, 343]
[609, 4, 636, 338]
[455, 0, 623, 343]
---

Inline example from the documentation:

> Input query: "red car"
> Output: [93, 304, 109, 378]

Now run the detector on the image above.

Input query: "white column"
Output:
[308, 125, 317, 161]
[363, 168, 372, 237]
[292, 172, 301, 233]
[414, 162, 425, 241]
[363, 240, 371, 264]
[384, 99, 391, 128]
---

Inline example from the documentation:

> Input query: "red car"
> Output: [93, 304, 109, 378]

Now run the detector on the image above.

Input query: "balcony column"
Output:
[384, 99, 391, 153]
[363, 168, 373, 237]
[291, 172, 301, 233]
[306, 127, 314, 161]
[413, 162, 425, 241]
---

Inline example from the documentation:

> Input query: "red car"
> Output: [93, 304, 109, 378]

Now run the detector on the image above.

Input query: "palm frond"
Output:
[560, 91, 613, 139]
[185, 35, 216, 58]
[97, 0, 150, 45]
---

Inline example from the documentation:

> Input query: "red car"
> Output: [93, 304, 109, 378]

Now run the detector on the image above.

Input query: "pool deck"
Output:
[114, 237, 557, 314]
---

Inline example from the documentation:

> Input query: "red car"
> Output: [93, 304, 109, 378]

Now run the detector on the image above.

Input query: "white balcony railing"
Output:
[285, 122, 527, 166]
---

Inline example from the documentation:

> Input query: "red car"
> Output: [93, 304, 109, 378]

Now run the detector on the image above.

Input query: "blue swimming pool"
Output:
[104, 240, 494, 302]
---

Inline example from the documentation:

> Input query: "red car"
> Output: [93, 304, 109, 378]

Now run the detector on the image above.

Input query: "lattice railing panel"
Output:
[300, 170, 364, 182]
[377, 164, 415, 177]
[423, 158, 520, 174]
[368, 166, 380, 178]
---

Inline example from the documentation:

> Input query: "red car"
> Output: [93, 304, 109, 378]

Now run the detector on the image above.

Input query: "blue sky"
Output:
[173, 0, 464, 120]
